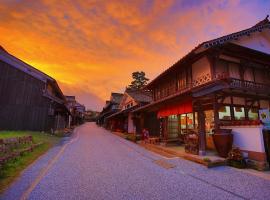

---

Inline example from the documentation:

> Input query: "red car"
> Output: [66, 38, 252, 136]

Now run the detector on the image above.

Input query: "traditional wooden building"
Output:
[66, 96, 86, 126]
[133, 17, 270, 168]
[106, 89, 153, 133]
[0, 46, 69, 132]
[97, 93, 123, 127]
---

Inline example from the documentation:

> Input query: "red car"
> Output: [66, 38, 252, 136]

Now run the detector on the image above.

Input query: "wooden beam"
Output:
[177, 114, 181, 136]
[164, 117, 168, 141]
[230, 95, 235, 120]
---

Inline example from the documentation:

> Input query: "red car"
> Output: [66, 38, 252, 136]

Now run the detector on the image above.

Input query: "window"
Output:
[254, 69, 265, 84]
[157, 88, 161, 100]
[228, 63, 240, 79]
[234, 107, 245, 120]
[187, 68, 192, 86]
[168, 115, 179, 137]
[179, 113, 196, 133]
[216, 60, 228, 75]
[248, 108, 258, 120]
[187, 113, 194, 129]
[180, 114, 187, 131]
[219, 106, 231, 120]
[244, 67, 254, 82]
[177, 70, 186, 90]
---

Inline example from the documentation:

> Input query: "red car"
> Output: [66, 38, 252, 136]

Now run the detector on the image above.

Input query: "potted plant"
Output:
[227, 147, 246, 168]
[213, 128, 233, 158]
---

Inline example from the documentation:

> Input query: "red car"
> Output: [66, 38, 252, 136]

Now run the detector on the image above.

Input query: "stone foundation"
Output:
[246, 159, 269, 171]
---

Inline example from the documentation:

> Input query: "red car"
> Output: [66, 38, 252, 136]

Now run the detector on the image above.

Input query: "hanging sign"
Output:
[259, 109, 270, 129]
[259, 109, 270, 123]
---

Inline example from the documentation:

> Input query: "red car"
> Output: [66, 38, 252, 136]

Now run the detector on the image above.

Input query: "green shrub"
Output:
[126, 134, 136, 142]
[203, 157, 211, 163]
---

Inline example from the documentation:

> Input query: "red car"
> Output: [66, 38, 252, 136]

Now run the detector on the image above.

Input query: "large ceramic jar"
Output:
[213, 129, 233, 158]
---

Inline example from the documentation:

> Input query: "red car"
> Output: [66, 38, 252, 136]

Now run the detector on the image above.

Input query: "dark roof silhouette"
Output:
[111, 93, 124, 104]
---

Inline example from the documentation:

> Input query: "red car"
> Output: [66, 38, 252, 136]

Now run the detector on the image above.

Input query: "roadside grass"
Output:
[0, 131, 62, 193]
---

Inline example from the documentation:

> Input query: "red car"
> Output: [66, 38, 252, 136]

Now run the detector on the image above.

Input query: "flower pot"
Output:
[213, 129, 233, 158]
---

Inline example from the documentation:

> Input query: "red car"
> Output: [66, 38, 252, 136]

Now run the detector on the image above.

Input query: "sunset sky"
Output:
[0, 0, 269, 111]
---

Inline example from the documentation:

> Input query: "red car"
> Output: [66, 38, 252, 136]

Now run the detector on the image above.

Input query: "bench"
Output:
[161, 137, 181, 146]
[147, 137, 160, 144]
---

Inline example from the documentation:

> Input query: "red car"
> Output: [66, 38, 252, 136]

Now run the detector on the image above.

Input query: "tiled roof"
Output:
[105, 104, 140, 120]
[111, 93, 124, 104]
[0, 45, 7, 52]
[202, 16, 270, 48]
[0, 45, 53, 82]
[0, 45, 66, 102]
[126, 89, 152, 103]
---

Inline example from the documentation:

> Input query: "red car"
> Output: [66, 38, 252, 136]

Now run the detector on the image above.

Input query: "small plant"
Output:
[227, 147, 246, 168]
[203, 157, 211, 163]
[126, 134, 136, 142]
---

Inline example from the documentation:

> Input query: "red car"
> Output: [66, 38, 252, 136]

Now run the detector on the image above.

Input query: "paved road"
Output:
[2, 123, 270, 200]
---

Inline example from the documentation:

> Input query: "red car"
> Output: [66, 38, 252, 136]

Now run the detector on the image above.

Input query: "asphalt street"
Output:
[2, 122, 270, 200]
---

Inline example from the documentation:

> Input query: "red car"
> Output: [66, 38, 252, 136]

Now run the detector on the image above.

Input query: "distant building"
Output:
[0, 46, 69, 132]
[97, 93, 123, 127]
[65, 96, 85, 126]
[106, 89, 153, 133]
[84, 110, 100, 122]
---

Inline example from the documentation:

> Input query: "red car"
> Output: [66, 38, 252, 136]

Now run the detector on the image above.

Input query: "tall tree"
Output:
[127, 71, 149, 90]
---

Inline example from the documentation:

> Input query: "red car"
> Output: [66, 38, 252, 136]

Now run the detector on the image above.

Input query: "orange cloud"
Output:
[0, 0, 268, 110]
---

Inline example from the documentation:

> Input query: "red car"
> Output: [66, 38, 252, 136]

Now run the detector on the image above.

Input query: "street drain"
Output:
[153, 159, 176, 169]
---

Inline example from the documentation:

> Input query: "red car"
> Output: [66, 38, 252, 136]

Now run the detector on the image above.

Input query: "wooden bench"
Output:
[0, 136, 41, 167]
[148, 137, 160, 144]
[161, 137, 181, 146]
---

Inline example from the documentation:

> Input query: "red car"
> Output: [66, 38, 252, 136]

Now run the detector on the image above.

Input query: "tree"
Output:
[127, 71, 149, 90]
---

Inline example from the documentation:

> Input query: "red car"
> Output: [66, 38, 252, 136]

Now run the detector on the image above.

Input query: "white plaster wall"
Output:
[192, 56, 211, 82]
[232, 30, 270, 54]
[128, 113, 135, 133]
[222, 126, 265, 152]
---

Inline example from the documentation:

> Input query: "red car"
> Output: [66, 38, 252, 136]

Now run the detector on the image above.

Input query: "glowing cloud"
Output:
[0, 0, 269, 110]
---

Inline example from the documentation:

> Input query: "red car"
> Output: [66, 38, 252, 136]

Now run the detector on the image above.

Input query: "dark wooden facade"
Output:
[0, 48, 69, 132]
[97, 93, 123, 127]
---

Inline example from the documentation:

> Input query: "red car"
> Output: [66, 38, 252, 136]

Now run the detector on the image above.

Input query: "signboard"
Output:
[259, 109, 270, 123]
[259, 109, 270, 130]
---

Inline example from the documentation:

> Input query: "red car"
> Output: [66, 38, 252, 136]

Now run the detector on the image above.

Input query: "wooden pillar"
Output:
[230, 95, 235, 120]
[244, 97, 249, 120]
[213, 94, 220, 131]
[177, 114, 181, 137]
[163, 117, 168, 141]
[198, 107, 206, 156]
